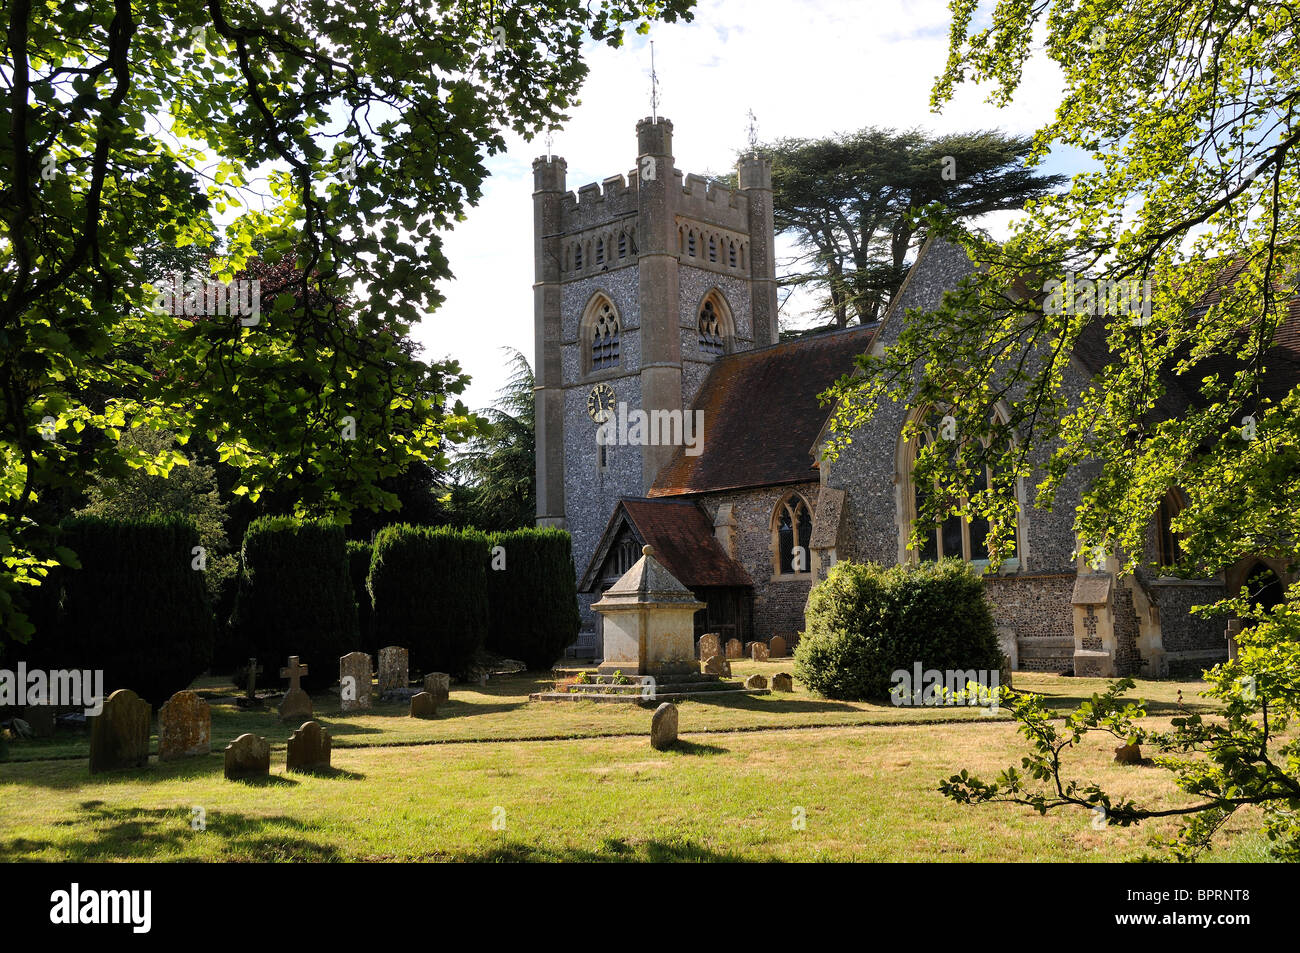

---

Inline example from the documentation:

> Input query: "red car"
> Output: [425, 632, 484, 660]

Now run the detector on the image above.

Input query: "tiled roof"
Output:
[578, 498, 752, 592]
[649, 325, 878, 497]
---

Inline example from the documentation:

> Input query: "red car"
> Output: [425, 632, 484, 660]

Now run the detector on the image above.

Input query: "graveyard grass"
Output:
[0, 667, 1276, 862]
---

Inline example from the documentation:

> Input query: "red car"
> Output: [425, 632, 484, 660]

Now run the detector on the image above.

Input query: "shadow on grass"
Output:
[454, 836, 750, 862]
[679, 693, 860, 714]
[669, 739, 729, 755]
[284, 766, 365, 781]
[0, 801, 343, 862]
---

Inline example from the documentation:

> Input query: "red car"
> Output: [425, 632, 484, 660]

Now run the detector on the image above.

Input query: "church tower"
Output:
[533, 118, 778, 649]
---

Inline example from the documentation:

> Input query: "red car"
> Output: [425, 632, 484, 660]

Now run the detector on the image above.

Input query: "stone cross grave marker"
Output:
[279, 656, 313, 723]
[89, 688, 151, 774]
[240, 657, 264, 708]
[158, 690, 211, 760]
[339, 652, 373, 711]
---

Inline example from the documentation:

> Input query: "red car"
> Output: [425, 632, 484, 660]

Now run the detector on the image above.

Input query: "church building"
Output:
[533, 117, 1297, 678]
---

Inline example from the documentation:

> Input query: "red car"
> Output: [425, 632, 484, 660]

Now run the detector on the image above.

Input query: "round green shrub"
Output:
[794, 559, 1002, 701]
[229, 517, 358, 688]
[485, 528, 581, 669]
[369, 525, 489, 678]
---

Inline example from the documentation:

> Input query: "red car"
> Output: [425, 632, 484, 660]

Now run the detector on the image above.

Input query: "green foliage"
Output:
[78, 428, 238, 617]
[795, 560, 1002, 701]
[23, 516, 214, 705]
[229, 517, 357, 687]
[1, 0, 694, 645]
[939, 587, 1300, 861]
[347, 541, 374, 656]
[369, 525, 489, 678]
[485, 528, 580, 669]
[761, 127, 1062, 328]
[452, 349, 536, 531]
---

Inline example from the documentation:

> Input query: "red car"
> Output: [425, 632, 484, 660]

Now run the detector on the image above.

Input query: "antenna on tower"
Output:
[545, 127, 554, 162]
[650, 40, 660, 121]
[746, 109, 759, 153]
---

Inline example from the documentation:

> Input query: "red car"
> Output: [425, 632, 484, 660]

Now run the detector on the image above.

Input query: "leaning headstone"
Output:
[286, 721, 332, 772]
[339, 652, 373, 712]
[771, 672, 794, 693]
[750, 641, 770, 662]
[423, 672, 450, 706]
[702, 654, 729, 677]
[1114, 743, 1143, 765]
[769, 635, 787, 658]
[224, 733, 270, 780]
[744, 674, 768, 690]
[23, 705, 56, 738]
[410, 692, 437, 719]
[650, 702, 678, 751]
[89, 689, 151, 774]
[158, 690, 211, 761]
[724, 638, 744, 660]
[378, 646, 409, 694]
[279, 656, 313, 723]
[697, 633, 722, 661]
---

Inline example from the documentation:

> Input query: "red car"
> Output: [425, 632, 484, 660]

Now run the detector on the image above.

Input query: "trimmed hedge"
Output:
[229, 517, 357, 688]
[794, 559, 1002, 701]
[369, 525, 489, 677]
[27, 516, 215, 705]
[346, 541, 375, 656]
[485, 528, 581, 669]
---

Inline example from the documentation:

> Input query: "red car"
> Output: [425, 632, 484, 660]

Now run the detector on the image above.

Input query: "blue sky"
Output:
[417, 0, 1077, 413]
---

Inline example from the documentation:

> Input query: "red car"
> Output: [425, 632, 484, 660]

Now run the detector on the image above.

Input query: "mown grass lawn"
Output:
[0, 669, 1269, 862]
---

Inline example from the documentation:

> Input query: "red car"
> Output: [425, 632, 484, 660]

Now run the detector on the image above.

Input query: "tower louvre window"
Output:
[596, 238, 605, 265]
[687, 231, 696, 257]
[575, 244, 583, 270]
[708, 235, 717, 262]
[618, 232, 628, 258]
[728, 241, 737, 267]
[590, 300, 621, 370]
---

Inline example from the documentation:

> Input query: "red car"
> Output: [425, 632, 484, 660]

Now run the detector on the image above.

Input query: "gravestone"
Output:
[769, 635, 787, 658]
[23, 705, 56, 738]
[771, 672, 794, 693]
[238, 657, 264, 709]
[339, 652, 373, 712]
[279, 656, 313, 723]
[224, 733, 270, 780]
[378, 646, 409, 694]
[650, 702, 678, 751]
[744, 674, 768, 690]
[423, 672, 450, 706]
[286, 720, 332, 772]
[724, 638, 744, 660]
[750, 641, 770, 662]
[697, 633, 721, 661]
[89, 689, 151, 774]
[410, 692, 437, 719]
[702, 654, 729, 677]
[158, 690, 210, 760]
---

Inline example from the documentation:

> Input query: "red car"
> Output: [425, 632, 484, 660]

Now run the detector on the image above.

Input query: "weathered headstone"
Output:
[750, 641, 770, 662]
[88, 689, 151, 774]
[769, 635, 787, 658]
[702, 654, 729, 677]
[423, 672, 450, 706]
[23, 705, 56, 738]
[697, 633, 722, 661]
[224, 733, 269, 780]
[279, 656, 313, 723]
[239, 657, 264, 709]
[339, 652, 373, 712]
[771, 672, 794, 693]
[158, 690, 211, 761]
[378, 646, 409, 694]
[744, 674, 768, 690]
[410, 692, 437, 719]
[286, 720, 332, 772]
[724, 638, 744, 660]
[1114, 743, 1143, 765]
[650, 702, 678, 751]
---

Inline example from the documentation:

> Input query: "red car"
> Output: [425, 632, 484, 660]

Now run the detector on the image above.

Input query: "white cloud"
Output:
[416, 0, 1067, 412]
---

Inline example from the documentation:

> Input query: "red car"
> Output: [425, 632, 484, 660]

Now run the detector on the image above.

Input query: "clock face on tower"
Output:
[586, 383, 616, 423]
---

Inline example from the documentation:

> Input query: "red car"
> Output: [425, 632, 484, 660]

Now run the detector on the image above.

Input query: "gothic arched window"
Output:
[585, 296, 621, 373]
[903, 408, 1018, 564]
[772, 493, 814, 576]
[698, 299, 725, 355]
